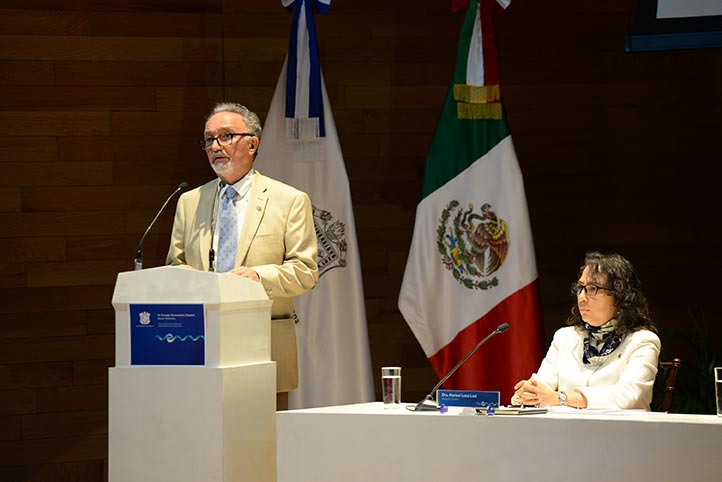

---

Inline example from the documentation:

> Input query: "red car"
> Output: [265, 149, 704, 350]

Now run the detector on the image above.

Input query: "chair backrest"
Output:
[658, 358, 681, 412]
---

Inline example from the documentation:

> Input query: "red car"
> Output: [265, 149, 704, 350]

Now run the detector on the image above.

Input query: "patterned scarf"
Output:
[583, 319, 622, 365]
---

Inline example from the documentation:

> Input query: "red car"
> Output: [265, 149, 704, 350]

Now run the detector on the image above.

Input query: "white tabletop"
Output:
[277, 402, 722, 482]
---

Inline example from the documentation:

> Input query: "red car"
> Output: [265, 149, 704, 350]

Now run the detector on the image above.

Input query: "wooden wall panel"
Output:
[112, 161, 210, 186]
[0, 137, 57, 162]
[0, 86, 157, 111]
[0, 389, 36, 415]
[0, 335, 114, 363]
[125, 210, 176, 235]
[0, 362, 74, 389]
[21, 410, 107, 440]
[54, 61, 224, 86]
[1, 286, 114, 313]
[0, 61, 54, 85]
[65, 235, 147, 260]
[0, 263, 25, 288]
[223, 62, 284, 88]
[0, 434, 107, 466]
[25, 261, 129, 287]
[0, 0, 222, 11]
[22, 186, 187, 211]
[85, 309, 114, 331]
[58, 136, 199, 161]
[73, 360, 114, 386]
[0, 35, 222, 62]
[0, 463, 104, 482]
[223, 37, 289, 62]
[0, 112, 110, 136]
[0, 312, 87, 339]
[0, 188, 22, 212]
[36, 385, 108, 413]
[0, 415, 22, 441]
[2, 163, 113, 187]
[0, 9, 221, 37]
[1, 0, 721, 479]
[0, 212, 126, 237]
[156, 86, 226, 111]
[109, 111, 209, 136]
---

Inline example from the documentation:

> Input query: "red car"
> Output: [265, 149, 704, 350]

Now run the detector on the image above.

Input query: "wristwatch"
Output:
[558, 391, 568, 407]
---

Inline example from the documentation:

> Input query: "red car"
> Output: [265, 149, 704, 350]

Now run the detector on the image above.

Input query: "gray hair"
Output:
[206, 102, 262, 139]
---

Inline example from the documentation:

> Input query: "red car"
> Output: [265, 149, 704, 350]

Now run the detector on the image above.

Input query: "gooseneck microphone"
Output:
[134, 182, 188, 271]
[208, 180, 226, 272]
[410, 322, 510, 412]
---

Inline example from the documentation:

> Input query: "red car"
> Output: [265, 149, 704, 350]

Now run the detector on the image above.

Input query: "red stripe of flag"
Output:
[428, 280, 544, 401]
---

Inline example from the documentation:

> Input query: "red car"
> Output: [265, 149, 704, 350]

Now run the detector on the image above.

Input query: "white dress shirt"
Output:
[212, 168, 254, 255]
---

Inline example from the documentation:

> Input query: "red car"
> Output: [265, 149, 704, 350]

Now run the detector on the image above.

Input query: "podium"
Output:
[109, 266, 276, 482]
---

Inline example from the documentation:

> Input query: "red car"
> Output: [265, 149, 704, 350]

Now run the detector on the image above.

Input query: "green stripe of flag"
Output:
[420, 84, 510, 200]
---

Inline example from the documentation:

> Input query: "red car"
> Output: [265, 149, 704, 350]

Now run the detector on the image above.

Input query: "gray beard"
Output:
[211, 158, 234, 176]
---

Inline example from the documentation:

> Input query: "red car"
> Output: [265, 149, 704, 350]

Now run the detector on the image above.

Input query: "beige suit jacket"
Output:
[166, 170, 319, 392]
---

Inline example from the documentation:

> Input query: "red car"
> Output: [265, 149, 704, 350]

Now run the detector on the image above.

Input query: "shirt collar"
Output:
[220, 168, 254, 200]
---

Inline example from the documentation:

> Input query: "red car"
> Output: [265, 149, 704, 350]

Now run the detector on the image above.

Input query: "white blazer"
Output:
[535, 326, 660, 410]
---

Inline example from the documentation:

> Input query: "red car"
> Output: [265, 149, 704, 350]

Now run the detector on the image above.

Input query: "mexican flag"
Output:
[398, 0, 543, 402]
[256, 0, 374, 409]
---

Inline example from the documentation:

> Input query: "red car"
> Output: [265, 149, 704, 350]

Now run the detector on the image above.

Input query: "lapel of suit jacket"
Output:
[236, 171, 268, 264]
[196, 180, 219, 272]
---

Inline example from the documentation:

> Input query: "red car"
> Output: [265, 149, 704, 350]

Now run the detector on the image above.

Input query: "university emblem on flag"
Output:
[313, 205, 347, 277]
[437, 200, 510, 290]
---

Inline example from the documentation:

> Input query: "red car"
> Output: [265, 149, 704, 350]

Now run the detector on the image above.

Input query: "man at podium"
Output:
[166, 102, 319, 409]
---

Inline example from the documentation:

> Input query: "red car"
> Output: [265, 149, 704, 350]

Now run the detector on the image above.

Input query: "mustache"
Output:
[212, 149, 232, 161]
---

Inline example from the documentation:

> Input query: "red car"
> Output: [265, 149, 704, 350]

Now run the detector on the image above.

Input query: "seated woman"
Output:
[512, 251, 660, 410]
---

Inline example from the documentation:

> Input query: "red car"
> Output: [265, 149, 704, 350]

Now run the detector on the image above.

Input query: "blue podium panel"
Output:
[130, 304, 205, 365]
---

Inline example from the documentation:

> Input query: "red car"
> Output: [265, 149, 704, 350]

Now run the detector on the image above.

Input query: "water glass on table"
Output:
[381, 366, 401, 409]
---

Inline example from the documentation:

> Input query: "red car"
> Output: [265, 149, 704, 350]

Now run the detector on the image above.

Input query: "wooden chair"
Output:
[658, 358, 681, 412]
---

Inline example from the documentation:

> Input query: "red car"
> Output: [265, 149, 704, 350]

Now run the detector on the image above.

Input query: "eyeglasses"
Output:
[199, 132, 254, 150]
[571, 283, 615, 297]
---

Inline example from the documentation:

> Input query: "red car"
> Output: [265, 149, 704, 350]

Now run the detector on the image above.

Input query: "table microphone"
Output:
[410, 322, 510, 412]
[134, 182, 188, 271]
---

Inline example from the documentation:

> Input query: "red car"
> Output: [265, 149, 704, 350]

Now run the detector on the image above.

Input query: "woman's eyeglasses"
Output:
[571, 283, 616, 297]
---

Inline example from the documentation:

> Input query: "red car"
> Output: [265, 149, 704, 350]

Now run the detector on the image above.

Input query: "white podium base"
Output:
[109, 362, 276, 482]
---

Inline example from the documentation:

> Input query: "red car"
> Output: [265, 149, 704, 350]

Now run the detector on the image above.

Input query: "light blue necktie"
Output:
[216, 187, 238, 273]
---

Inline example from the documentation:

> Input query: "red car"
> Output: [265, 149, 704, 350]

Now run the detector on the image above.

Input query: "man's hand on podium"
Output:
[229, 266, 260, 282]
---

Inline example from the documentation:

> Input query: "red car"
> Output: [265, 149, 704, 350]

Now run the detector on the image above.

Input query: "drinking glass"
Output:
[381, 366, 401, 408]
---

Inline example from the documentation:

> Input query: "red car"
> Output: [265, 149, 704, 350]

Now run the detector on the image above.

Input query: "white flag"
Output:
[256, 57, 374, 408]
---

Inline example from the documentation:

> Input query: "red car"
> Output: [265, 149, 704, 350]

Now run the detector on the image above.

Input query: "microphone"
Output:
[134, 182, 188, 271]
[208, 180, 226, 272]
[410, 322, 510, 412]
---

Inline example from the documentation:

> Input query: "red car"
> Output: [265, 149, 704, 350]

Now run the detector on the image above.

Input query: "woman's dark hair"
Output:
[567, 251, 656, 335]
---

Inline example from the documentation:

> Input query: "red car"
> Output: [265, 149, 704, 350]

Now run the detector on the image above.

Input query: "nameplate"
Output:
[437, 390, 500, 408]
[130, 303, 206, 365]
